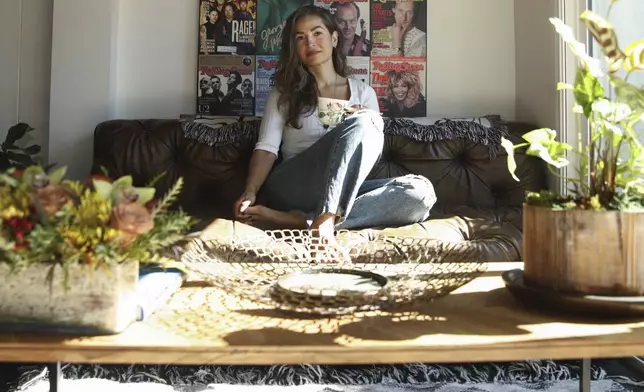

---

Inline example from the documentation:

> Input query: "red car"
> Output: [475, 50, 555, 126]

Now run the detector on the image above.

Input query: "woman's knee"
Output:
[343, 109, 384, 137]
[397, 174, 437, 221]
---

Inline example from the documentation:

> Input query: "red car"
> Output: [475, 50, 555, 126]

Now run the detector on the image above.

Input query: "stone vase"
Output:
[0, 261, 139, 334]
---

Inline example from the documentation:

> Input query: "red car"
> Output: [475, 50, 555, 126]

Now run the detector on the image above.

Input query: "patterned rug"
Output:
[10, 361, 643, 391]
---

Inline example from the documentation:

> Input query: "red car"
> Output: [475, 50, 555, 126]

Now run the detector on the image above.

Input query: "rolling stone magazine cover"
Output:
[197, 0, 427, 118]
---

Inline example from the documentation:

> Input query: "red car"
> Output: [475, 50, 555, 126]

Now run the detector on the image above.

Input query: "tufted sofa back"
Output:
[91, 119, 547, 225]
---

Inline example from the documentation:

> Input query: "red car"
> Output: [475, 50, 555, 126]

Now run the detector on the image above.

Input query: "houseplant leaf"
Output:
[611, 75, 644, 116]
[623, 40, 644, 72]
[574, 67, 605, 118]
[23, 145, 41, 155]
[522, 128, 558, 145]
[500, 137, 519, 181]
[4, 123, 33, 146]
[580, 10, 626, 72]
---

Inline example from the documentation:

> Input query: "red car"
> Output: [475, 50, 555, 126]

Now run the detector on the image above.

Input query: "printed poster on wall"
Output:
[314, 0, 371, 56]
[346, 56, 370, 84]
[199, 0, 257, 55]
[196, 0, 429, 118]
[371, 0, 427, 57]
[370, 56, 426, 117]
[198, 55, 256, 116]
[256, 0, 314, 55]
[255, 55, 278, 116]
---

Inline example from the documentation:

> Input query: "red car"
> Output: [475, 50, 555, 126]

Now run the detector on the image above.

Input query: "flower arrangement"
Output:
[502, 6, 644, 210]
[0, 166, 196, 273]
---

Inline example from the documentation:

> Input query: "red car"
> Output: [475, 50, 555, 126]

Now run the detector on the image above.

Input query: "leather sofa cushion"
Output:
[91, 119, 546, 261]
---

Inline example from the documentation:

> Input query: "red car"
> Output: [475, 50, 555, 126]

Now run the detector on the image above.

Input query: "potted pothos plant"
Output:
[0, 166, 195, 333]
[1, 123, 42, 170]
[502, 5, 644, 296]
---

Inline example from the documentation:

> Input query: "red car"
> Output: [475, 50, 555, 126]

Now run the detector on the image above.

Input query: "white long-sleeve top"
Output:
[254, 78, 380, 161]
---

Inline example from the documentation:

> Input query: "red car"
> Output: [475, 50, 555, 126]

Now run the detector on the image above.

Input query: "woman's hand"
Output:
[343, 104, 367, 115]
[233, 190, 256, 220]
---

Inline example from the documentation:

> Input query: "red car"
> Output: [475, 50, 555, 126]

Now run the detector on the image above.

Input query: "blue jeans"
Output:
[261, 110, 437, 229]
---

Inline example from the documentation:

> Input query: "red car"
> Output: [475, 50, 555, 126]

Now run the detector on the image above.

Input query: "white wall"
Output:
[112, 0, 516, 121]
[0, 0, 53, 163]
[427, 0, 516, 120]
[9, 0, 517, 178]
[113, 1, 197, 119]
[514, 0, 558, 130]
[48, 0, 118, 179]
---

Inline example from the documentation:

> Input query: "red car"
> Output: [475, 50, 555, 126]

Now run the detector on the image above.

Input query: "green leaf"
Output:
[93, 179, 113, 199]
[112, 175, 133, 189]
[4, 123, 33, 146]
[574, 67, 605, 118]
[549, 17, 603, 77]
[6, 151, 35, 167]
[23, 144, 41, 155]
[48, 166, 67, 184]
[623, 39, 644, 72]
[557, 82, 574, 90]
[501, 137, 519, 182]
[522, 128, 557, 144]
[580, 10, 625, 71]
[591, 99, 632, 123]
[526, 143, 570, 168]
[135, 187, 156, 205]
[0, 173, 18, 187]
[611, 75, 644, 116]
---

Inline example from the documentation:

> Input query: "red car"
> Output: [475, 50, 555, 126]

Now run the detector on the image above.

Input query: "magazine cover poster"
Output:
[346, 56, 370, 84]
[199, 0, 257, 55]
[314, 0, 371, 56]
[256, 0, 314, 55]
[255, 55, 278, 116]
[371, 0, 427, 57]
[198, 55, 256, 116]
[199, 1, 217, 55]
[370, 56, 426, 118]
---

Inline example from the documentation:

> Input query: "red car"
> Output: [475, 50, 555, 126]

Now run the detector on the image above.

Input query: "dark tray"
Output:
[502, 269, 644, 318]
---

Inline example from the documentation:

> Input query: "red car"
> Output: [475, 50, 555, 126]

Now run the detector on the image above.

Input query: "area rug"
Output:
[10, 361, 643, 392]
[10, 379, 636, 392]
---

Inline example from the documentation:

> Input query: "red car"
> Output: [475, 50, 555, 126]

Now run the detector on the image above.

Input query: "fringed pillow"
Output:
[180, 114, 508, 157]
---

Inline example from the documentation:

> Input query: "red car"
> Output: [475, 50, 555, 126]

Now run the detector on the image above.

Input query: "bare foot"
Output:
[243, 205, 308, 229]
[309, 213, 351, 264]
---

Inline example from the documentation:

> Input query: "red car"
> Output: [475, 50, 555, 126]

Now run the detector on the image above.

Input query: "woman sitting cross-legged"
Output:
[233, 5, 437, 248]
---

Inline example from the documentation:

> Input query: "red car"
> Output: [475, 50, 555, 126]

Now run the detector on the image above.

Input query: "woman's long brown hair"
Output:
[274, 5, 348, 129]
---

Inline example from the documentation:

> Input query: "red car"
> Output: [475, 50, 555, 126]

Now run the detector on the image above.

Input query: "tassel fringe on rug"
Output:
[10, 360, 644, 391]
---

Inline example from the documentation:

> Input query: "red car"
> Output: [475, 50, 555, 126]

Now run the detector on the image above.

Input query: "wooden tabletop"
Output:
[2, 262, 644, 365]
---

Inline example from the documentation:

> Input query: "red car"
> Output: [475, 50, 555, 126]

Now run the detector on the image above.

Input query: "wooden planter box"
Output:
[523, 204, 644, 296]
[0, 262, 139, 334]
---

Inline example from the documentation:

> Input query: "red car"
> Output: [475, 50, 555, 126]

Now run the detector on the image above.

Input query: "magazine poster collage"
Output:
[197, 0, 427, 118]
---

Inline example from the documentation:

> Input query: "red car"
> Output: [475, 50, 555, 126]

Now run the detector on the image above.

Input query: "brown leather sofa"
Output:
[90, 119, 546, 262]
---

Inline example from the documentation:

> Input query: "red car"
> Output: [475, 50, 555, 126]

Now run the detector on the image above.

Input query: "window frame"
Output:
[555, 0, 591, 195]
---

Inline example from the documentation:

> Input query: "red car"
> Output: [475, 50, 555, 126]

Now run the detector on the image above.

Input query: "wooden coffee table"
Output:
[1, 262, 643, 392]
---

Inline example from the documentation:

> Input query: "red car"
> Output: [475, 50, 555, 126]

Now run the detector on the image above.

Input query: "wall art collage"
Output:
[197, 0, 427, 118]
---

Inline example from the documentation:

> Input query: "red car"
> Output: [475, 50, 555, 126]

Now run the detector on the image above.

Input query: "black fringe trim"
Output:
[382, 115, 508, 157]
[180, 115, 508, 157]
[180, 118, 262, 147]
[10, 360, 634, 391]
